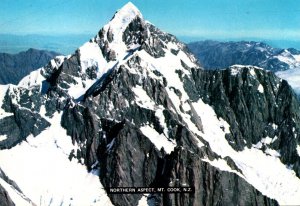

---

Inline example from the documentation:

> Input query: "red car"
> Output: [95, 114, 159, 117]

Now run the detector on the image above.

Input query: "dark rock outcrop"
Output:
[0, 184, 15, 206]
[150, 148, 277, 206]
[0, 85, 50, 149]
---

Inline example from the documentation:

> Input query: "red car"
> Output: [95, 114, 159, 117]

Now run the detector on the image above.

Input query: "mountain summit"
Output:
[1, 2, 300, 206]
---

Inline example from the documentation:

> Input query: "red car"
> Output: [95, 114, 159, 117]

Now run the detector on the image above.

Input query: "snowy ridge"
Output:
[229, 64, 265, 76]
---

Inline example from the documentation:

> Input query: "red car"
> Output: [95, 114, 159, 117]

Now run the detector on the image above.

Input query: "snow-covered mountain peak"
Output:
[115, 2, 142, 20]
[30, 2, 199, 100]
[94, 2, 143, 53]
[105, 2, 141, 36]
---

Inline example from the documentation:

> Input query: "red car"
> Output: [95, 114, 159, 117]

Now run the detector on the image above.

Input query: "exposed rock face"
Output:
[151, 148, 276, 206]
[189, 65, 300, 177]
[0, 48, 60, 84]
[1, 2, 300, 206]
[98, 120, 161, 205]
[0, 86, 50, 149]
[0, 184, 15, 206]
[60, 63, 280, 206]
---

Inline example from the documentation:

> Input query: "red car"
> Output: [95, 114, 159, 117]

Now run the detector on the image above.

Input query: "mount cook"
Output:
[0, 2, 300, 206]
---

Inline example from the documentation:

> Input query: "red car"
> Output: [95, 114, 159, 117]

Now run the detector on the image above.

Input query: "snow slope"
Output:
[0, 112, 113, 206]
[192, 99, 300, 205]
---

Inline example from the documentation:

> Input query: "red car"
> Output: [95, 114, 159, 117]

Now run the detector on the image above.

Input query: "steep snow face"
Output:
[0, 112, 113, 206]
[79, 42, 106, 73]
[140, 125, 176, 154]
[105, 2, 142, 34]
[192, 99, 300, 205]
[18, 68, 45, 88]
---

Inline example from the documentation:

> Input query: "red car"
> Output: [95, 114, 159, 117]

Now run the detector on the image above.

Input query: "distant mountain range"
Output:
[0, 48, 60, 84]
[188, 40, 300, 71]
[188, 40, 300, 94]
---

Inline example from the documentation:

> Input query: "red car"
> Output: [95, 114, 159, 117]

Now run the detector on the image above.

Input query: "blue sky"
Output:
[0, 0, 300, 40]
[0, 0, 299, 40]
